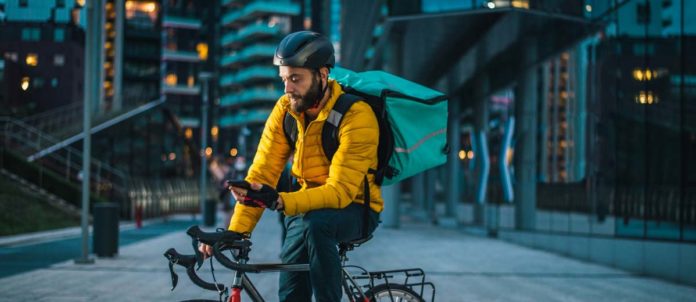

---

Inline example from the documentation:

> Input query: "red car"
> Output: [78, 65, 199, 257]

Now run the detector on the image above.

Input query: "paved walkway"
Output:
[1, 210, 695, 301]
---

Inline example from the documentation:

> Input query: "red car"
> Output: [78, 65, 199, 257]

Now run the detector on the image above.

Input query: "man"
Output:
[200, 31, 383, 301]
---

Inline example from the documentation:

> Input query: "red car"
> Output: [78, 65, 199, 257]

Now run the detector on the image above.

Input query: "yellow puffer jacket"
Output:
[228, 80, 383, 234]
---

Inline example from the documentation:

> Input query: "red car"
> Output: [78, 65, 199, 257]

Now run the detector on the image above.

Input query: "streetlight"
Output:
[198, 71, 213, 225]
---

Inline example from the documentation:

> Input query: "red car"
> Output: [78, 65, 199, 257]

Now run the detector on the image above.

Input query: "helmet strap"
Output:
[311, 70, 329, 109]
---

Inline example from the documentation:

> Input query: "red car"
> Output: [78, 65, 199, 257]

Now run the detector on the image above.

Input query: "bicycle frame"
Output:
[227, 262, 369, 302]
[165, 226, 433, 302]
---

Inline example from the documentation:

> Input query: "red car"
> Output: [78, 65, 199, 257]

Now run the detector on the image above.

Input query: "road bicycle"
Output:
[164, 225, 435, 301]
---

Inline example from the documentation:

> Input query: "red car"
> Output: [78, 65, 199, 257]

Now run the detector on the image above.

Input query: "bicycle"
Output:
[164, 225, 435, 302]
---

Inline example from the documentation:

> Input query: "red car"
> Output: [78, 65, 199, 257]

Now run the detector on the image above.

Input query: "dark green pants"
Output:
[278, 202, 379, 302]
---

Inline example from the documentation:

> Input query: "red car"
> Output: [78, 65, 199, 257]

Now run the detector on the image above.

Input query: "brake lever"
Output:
[191, 236, 204, 270]
[167, 259, 179, 291]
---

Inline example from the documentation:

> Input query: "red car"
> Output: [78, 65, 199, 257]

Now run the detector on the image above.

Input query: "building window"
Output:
[19, 0, 28, 8]
[21, 28, 41, 41]
[196, 43, 208, 61]
[165, 74, 177, 86]
[21, 77, 30, 91]
[25, 53, 38, 66]
[33, 77, 45, 89]
[54, 54, 65, 66]
[125, 1, 159, 29]
[54, 28, 65, 42]
[4, 52, 18, 62]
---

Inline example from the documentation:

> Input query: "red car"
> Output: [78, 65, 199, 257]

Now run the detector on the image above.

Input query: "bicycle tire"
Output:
[364, 283, 425, 302]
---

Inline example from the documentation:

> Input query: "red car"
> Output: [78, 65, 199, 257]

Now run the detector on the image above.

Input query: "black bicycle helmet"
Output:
[274, 31, 335, 69]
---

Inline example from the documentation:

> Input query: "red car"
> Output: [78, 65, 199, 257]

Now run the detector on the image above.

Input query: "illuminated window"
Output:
[165, 74, 177, 86]
[196, 43, 208, 61]
[25, 53, 38, 66]
[632, 68, 659, 81]
[187, 76, 195, 87]
[635, 91, 659, 105]
[125, 1, 159, 24]
[511, 0, 529, 9]
[185, 128, 193, 139]
[21, 77, 30, 91]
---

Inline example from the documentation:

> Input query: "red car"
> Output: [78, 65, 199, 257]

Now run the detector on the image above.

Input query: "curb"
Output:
[0, 214, 199, 248]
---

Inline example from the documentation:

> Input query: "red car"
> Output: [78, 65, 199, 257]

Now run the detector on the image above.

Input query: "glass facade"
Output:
[436, 0, 696, 242]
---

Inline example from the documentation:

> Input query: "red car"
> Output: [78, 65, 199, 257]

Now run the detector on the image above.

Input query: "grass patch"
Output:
[0, 177, 80, 236]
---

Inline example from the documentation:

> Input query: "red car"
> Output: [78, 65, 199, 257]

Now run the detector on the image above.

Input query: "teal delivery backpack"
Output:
[283, 66, 449, 186]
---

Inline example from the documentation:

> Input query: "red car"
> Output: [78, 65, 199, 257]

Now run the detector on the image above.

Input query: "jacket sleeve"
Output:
[279, 101, 378, 216]
[228, 99, 292, 234]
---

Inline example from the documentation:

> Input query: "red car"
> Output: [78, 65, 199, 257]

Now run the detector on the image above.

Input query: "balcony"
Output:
[219, 66, 277, 87]
[163, 15, 202, 29]
[219, 110, 271, 127]
[162, 84, 201, 95]
[221, 23, 281, 47]
[220, 44, 276, 67]
[162, 49, 201, 62]
[220, 88, 281, 107]
[179, 117, 200, 128]
[222, 2, 300, 27]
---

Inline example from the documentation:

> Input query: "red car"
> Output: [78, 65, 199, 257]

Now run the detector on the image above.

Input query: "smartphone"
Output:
[225, 179, 252, 190]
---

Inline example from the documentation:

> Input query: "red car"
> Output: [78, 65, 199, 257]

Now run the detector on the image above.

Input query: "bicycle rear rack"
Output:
[349, 267, 436, 301]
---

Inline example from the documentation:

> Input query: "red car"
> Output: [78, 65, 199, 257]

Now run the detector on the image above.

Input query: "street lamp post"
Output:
[76, 0, 104, 264]
[199, 72, 213, 222]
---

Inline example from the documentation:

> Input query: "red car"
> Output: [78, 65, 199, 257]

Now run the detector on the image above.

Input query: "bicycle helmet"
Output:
[274, 31, 335, 69]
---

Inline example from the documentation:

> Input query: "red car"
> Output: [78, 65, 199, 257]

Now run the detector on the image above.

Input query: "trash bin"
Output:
[203, 198, 217, 226]
[93, 202, 119, 257]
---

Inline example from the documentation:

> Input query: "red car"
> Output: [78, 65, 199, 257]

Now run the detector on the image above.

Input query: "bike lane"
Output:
[0, 218, 199, 279]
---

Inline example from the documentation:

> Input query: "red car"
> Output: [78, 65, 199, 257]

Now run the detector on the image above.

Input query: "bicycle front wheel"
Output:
[364, 283, 424, 302]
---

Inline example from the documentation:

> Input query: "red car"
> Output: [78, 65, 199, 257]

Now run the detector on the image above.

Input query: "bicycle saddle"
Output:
[339, 235, 373, 251]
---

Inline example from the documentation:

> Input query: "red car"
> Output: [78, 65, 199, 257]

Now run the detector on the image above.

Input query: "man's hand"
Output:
[198, 243, 213, 259]
[227, 180, 280, 210]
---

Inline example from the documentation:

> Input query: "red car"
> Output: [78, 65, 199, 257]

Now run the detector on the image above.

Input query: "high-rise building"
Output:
[217, 0, 300, 157]
[0, 0, 85, 116]
[92, 0, 218, 178]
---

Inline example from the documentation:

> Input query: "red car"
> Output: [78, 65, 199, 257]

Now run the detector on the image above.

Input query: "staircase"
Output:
[0, 116, 129, 212]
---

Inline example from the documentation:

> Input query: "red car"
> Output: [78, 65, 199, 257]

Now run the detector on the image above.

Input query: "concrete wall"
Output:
[499, 230, 696, 286]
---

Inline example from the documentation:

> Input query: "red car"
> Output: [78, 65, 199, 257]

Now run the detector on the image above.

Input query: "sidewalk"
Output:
[1, 210, 695, 301]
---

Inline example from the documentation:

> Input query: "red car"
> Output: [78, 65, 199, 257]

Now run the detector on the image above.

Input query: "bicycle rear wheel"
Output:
[364, 284, 424, 302]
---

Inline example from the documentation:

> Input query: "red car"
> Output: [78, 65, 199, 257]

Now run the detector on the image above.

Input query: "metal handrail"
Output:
[0, 117, 129, 204]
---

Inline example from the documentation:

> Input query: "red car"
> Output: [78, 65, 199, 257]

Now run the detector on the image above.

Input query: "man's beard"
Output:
[289, 74, 323, 113]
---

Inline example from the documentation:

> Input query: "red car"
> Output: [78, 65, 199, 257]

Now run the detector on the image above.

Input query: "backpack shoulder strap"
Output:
[283, 110, 297, 151]
[322, 93, 361, 161]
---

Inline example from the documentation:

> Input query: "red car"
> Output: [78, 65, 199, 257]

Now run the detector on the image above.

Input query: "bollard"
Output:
[203, 198, 217, 226]
[93, 202, 119, 257]
[135, 204, 143, 229]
